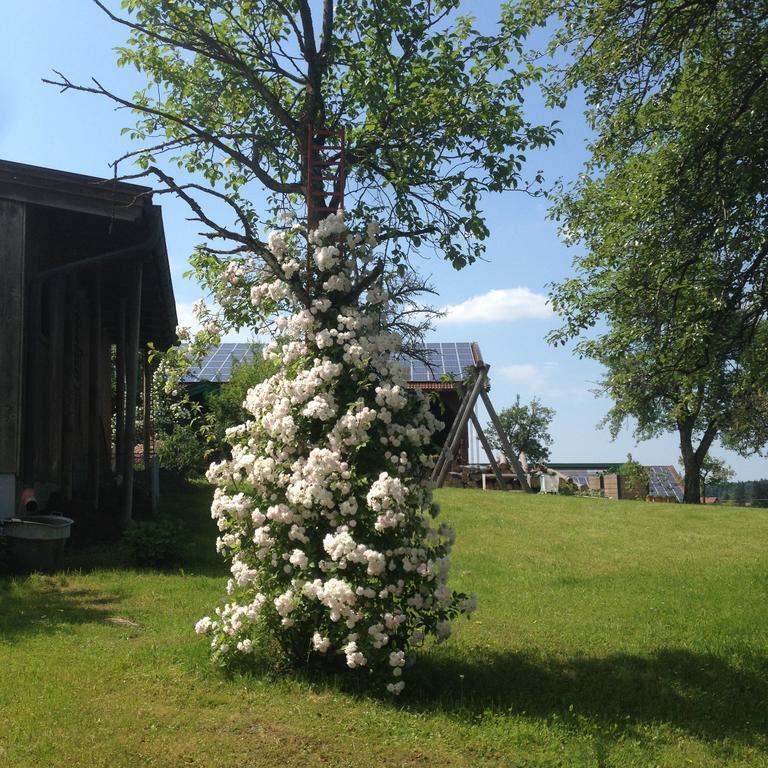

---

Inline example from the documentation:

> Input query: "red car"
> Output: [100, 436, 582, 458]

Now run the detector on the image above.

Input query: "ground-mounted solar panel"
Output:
[647, 465, 684, 501]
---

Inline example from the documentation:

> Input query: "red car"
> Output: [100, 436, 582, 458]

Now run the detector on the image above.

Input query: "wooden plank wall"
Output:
[0, 200, 25, 475]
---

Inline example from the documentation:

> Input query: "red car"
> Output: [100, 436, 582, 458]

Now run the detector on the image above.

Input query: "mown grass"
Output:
[1, 487, 767, 767]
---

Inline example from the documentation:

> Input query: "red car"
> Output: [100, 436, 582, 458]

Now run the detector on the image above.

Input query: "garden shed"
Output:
[0, 160, 177, 526]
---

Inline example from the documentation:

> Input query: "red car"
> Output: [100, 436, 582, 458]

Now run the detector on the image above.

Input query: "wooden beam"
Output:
[435, 367, 488, 488]
[142, 347, 152, 475]
[60, 276, 76, 501]
[456, 382, 507, 491]
[121, 263, 143, 528]
[480, 388, 531, 492]
[0, 201, 25, 477]
[88, 272, 103, 511]
[115, 300, 126, 475]
[431, 382, 474, 484]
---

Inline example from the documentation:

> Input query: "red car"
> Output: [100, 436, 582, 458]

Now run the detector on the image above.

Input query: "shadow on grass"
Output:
[60, 482, 226, 577]
[405, 645, 768, 743]
[0, 576, 122, 644]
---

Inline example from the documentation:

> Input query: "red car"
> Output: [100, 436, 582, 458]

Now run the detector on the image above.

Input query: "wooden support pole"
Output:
[435, 367, 488, 488]
[87, 272, 103, 511]
[457, 381, 506, 491]
[431, 382, 474, 483]
[142, 347, 152, 476]
[0, 201, 25, 509]
[480, 388, 531, 492]
[121, 264, 142, 528]
[60, 276, 76, 501]
[115, 299, 126, 475]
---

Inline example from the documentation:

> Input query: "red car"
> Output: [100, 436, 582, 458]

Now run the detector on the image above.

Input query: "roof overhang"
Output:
[0, 159, 177, 349]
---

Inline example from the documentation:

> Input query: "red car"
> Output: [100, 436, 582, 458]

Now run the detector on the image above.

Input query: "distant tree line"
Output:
[708, 479, 768, 508]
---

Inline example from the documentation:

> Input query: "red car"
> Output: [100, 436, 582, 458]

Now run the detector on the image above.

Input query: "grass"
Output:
[1, 486, 767, 767]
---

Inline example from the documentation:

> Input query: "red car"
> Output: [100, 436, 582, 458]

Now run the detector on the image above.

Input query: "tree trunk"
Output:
[679, 422, 702, 504]
[678, 418, 719, 504]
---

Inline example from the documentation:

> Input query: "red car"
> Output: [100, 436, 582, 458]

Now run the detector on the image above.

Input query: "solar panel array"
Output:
[557, 469, 603, 489]
[392, 342, 477, 382]
[648, 465, 685, 502]
[556, 465, 684, 501]
[183, 342, 257, 383]
[183, 341, 478, 384]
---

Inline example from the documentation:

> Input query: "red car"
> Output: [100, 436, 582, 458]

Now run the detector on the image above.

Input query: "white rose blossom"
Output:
[197, 214, 475, 693]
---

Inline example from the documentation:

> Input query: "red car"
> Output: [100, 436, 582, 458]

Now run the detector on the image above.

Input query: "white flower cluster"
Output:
[196, 213, 475, 694]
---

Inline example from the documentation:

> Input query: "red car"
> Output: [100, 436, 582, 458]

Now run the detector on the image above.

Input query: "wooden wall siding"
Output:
[0, 200, 25, 474]
[603, 475, 619, 500]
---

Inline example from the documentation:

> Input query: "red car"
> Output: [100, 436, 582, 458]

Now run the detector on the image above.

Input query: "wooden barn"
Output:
[0, 160, 177, 527]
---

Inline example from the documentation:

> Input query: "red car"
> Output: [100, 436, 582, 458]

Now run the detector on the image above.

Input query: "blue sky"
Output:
[2, 1, 765, 480]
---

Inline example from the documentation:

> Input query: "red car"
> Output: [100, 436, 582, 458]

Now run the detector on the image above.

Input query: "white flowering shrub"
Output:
[196, 213, 476, 694]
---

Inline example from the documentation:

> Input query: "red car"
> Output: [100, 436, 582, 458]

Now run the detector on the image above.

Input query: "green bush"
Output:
[157, 424, 206, 478]
[120, 516, 186, 567]
[205, 351, 277, 448]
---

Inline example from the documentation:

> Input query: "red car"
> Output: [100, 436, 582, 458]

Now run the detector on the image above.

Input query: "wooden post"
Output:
[431, 382, 474, 484]
[456, 381, 506, 491]
[88, 271, 103, 511]
[142, 347, 152, 476]
[150, 455, 160, 516]
[0, 201, 25, 517]
[435, 367, 488, 488]
[480, 388, 531, 492]
[115, 299, 126, 475]
[121, 263, 143, 528]
[60, 275, 76, 501]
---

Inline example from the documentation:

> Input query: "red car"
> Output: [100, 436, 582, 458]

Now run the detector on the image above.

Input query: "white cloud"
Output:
[496, 362, 594, 401]
[438, 288, 551, 324]
[498, 364, 546, 386]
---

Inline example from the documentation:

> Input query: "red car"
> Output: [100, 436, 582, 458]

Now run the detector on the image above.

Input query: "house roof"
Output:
[0, 159, 177, 348]
[0, 160, 150, 221]
[181, 341, 484, 390]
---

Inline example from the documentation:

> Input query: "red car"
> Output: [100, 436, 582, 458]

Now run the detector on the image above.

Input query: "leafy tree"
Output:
[486, 394, 555, 465]
[752, 479, 768, 509]
[205, 349, 277, 448]
[50, 0, 557, 284]
[696, 455, 735, 503]
[616, 453, 649, 499]
[732, 482, 747, 506]
[543, 0, 768, 502]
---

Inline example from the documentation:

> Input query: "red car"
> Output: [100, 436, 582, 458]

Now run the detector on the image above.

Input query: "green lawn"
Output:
[1, 487, 767, 767]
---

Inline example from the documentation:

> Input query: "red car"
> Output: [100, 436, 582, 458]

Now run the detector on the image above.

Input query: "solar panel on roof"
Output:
[397, 342, 476, 382]
[181, 342, 258, 383]
[182, 342, 480, 385]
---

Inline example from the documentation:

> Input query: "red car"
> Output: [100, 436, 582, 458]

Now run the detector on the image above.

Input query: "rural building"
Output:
[182, 341, 485, 463]
[0, 160, 177, 526]
[545, 463, 685, 502]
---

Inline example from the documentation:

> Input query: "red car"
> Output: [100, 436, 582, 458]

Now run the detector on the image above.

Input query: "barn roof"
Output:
[0, 159, 177, 348]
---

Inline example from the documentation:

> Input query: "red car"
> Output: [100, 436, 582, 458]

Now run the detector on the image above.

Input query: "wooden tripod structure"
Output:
[431, 362, 531, 492]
